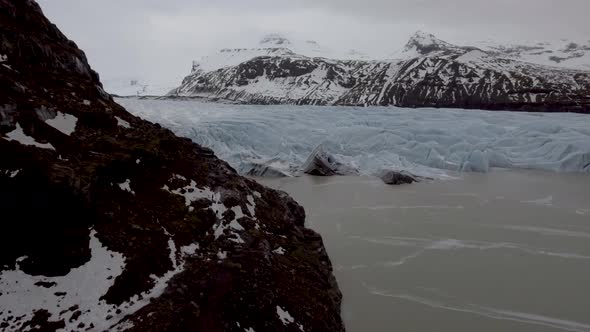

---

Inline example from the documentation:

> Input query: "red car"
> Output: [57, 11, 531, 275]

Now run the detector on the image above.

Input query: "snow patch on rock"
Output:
[162, 176, 257, 243]
[115, 116, 131, 128]
[118, 179, 135, 194]
[0, 229, 124, 331]
[273, 247, 286, 255]
[3, 123, 55, 150]
[276, 306, 295, 325]
[45, 112, 78, 136]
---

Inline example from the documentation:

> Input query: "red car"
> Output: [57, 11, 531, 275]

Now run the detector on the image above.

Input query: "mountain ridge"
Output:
[169, 32, 590, 113]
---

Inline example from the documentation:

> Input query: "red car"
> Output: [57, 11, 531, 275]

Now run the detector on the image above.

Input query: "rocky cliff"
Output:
[0, 1, 344, 331]
[170, 33, 590, 113]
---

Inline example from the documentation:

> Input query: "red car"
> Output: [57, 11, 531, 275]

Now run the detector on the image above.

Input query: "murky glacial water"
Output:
[257, 170, 590, 332]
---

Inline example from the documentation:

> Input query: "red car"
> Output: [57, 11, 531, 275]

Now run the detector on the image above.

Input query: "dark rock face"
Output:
[170, 36, 590, 113]
[0, 1, 344, 331]
[378, 170, 418, 185]
[301, 146, 359, 176]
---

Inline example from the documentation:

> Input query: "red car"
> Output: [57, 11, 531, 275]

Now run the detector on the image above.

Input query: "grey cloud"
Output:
[294, 0, 590, 41]
[36, 0, 589, 87]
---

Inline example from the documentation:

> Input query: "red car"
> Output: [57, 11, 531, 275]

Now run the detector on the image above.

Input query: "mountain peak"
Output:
[409, 31, 440, 43]
[404, 31, 453, 55]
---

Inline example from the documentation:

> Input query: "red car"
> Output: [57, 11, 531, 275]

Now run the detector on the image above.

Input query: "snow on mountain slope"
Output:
[259, 33, 327, 56]
[192, 47, 296, 73]
[118, 98, 590, 179]
[389, 31, 477, 60]
[476, 39, 590, 71]
[191, 33, 368, 75]
[170, 32, 590, 113]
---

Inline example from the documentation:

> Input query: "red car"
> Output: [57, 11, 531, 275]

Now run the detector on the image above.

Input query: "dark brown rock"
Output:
[302, 145, 359, 176]
[378, 170, 418, 185]
[0, 1, 344, 331]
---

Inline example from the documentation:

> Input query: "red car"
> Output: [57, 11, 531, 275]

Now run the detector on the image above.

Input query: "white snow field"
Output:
[117, 98, 590, 178]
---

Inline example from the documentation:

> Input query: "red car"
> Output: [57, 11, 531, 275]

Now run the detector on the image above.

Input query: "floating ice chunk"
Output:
[522, 196, 553, 207]
[45, 112, 78, 135]
[83, 99, 91, 106]
[302, 145, 359, 176]
[427, 239, 467, 250]
[273, 247, 286, 255]
[0, 54, 7, 62]
[276, 306, 295, 325]
[3, 123, 55, 150]
[115, 116, 131, 128]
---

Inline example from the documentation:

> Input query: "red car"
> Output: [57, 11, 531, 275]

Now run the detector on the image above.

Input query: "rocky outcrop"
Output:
[301, 146, 358, 176]
[377, 170, 418, 185]
[169, 33, 590, 113]
[0, 1, 343, 331]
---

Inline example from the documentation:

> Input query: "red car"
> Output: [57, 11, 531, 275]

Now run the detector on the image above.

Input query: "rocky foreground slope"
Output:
[0, 1, 343, 331]
[170, 32, 590, 113]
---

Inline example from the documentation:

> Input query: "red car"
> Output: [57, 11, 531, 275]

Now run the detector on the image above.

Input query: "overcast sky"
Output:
[37, 0, 590, 85]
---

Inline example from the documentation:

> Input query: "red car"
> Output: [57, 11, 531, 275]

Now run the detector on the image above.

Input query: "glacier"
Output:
[117, 98, 590, 178]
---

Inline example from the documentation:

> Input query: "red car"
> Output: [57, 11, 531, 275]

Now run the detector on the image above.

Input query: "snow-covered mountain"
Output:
[475, 39, 590, 71]
[169, 32, 590, 113]
[389, 31, 478, 60]
[191, 33, 372, 75]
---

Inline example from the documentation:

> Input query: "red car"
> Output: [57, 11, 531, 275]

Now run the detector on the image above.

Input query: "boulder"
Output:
[301, 145, 358, 176]
[378, 170, 419, 185]
[0, 1, 344, 331]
